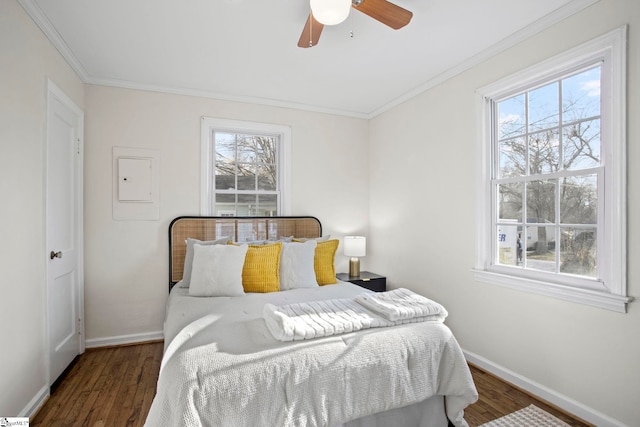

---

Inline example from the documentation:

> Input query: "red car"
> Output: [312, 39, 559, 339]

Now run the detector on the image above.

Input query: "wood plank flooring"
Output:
[464, 363, 593, 427]
[31, 341, 592, 426]
[31, 342, 163, 427]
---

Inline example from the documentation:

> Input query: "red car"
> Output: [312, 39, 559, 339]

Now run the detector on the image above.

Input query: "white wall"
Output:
[0, 0, 85, 416]
[368, 1, 639, 425]
[83, 85, 370, 342]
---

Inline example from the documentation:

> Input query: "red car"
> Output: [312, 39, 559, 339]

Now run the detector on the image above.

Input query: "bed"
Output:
[145, 216, 478, 427]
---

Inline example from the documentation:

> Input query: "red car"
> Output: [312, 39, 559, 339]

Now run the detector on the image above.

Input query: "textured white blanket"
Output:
[355, 287, 449, 321]
[145, 283, 478, 427]
[264, 288, 447, 341]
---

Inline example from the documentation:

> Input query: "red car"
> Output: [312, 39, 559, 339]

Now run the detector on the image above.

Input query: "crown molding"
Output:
[18, 0, 90, 81]
[19, 0, 600, 120]
[369, 0, 601, 117]
[87, 77, 372, 119]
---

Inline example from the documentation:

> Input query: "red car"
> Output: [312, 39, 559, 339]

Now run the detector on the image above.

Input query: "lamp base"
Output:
[349, 257, 360, 278]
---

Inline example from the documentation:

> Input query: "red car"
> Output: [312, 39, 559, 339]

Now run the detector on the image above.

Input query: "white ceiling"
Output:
[21, 0, 597, 118]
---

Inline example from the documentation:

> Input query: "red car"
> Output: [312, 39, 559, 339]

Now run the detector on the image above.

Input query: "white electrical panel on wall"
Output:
[113, 147, 160, 220]
[118, 157, 153, 202]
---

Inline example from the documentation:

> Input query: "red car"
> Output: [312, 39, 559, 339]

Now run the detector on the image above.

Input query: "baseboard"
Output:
[463, 349, 627, 427]
[20, 333, 162, 418]
[20, 384, 49, 418]
[85, 331, 164, 348]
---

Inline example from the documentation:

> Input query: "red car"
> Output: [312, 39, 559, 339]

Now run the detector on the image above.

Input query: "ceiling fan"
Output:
[297, 0, 413, 48]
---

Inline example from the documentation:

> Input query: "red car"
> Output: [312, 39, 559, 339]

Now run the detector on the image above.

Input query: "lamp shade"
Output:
[310, 0, 351, 26]
[344, 236, 366, 257]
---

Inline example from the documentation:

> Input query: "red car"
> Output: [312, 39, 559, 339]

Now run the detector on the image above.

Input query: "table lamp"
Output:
[344, 236, 366, 278]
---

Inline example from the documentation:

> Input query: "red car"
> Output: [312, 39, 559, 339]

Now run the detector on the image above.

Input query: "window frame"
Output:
[200, 117, 291, 216]
[474, 26, 631, 312]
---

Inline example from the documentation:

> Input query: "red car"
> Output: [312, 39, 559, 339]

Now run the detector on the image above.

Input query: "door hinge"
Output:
[77, 318, 82, 335]
[76, 138, 81, 155]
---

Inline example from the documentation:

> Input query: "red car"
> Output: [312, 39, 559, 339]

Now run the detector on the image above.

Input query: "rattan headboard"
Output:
[168, 216, 322, 291]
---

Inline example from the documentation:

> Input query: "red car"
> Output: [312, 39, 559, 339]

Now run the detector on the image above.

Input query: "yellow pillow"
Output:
[314, 239, 338, 285]
[240, 242, 282, 293]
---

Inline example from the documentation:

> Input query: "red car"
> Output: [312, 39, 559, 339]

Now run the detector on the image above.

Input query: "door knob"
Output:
[50, 251, 62, 260]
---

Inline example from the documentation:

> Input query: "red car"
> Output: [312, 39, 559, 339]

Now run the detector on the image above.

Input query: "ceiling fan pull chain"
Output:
[309, 11, 314, 47]
[349, 10, 355, 38]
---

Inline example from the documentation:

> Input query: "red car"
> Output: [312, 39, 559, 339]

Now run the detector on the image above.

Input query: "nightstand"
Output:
[337, 271, 386, 292]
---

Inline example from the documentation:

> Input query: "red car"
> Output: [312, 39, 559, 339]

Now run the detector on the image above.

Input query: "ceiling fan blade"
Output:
[297, 14, 324, 48]
[353, 0, 413, 30]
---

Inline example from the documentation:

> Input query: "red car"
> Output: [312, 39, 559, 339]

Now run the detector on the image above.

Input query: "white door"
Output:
[46, 81, 84, 385]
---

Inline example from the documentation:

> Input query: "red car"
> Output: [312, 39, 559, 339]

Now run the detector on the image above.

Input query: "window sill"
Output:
[472, 269, 633, 313]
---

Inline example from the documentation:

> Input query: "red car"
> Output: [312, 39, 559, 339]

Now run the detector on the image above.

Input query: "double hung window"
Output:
[201, 117, 290, 217]
[474, 27, 630, 312]
[496, 66, 601, 279]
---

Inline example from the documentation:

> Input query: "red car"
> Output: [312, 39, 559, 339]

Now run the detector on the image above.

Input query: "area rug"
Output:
[479, 404, 571, 427]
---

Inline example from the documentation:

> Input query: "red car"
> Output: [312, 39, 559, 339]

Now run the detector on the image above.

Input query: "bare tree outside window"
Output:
[495, 66, 600, 278]
[214, 132, 279, 216]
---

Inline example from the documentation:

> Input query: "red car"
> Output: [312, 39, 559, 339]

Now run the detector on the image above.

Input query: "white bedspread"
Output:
[145, 283, 478, 427]
[263, 288, 448, 341]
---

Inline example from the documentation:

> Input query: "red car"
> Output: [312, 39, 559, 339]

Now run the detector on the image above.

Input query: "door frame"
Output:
[44, 79, 85, 386]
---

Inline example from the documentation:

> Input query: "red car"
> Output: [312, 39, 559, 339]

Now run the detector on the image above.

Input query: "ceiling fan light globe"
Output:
[310, 0, 351, 26]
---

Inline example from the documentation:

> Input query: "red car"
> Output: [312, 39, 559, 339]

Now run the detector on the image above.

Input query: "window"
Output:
[496, 66, 601, 278]
[201, 117, 291, 217]
[474, 27, 631, 312]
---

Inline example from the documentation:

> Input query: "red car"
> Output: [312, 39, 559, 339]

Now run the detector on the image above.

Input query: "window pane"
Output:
[215, 133, 236, 162]
[238, 194, 257, 216]
[254, 136, 277, 164]
[562, 119, 600, 170]
[256, 194, 278, 217]
[528, 82, 559, 132]
[499, 137, 526, 178]
[216, 169, 236, 190]
[562, 67, 601, 121]
[215, 132, 236, 190]
[498, 94, 526, 139]
[560, 174, 597, 224]
[525, 224, 556, 265]
[215, 193, 236, 216]
[560, 227, 596, 277]
[526, 179, 556, 224]
[237, 135, 257, 163]
[498, 182, 523, 220]
[497, 224, 521, 266]
[237, 164, 256, 190]
[257, 165, 276, 191]
[529, 129, 560, 174]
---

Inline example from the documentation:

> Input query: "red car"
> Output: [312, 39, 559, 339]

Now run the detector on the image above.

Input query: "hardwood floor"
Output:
[31, 341, 163, 427]
[32, 341, 592, 426]
[464, 364, 593, 427]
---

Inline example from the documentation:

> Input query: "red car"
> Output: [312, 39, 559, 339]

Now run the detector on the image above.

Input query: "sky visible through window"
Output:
[498, 67, 600, 143]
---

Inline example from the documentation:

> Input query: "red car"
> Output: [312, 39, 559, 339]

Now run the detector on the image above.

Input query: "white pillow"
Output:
[279, 240, 319, 290]
[180, 237, 230, 288]
[189, 243, 248, 297]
